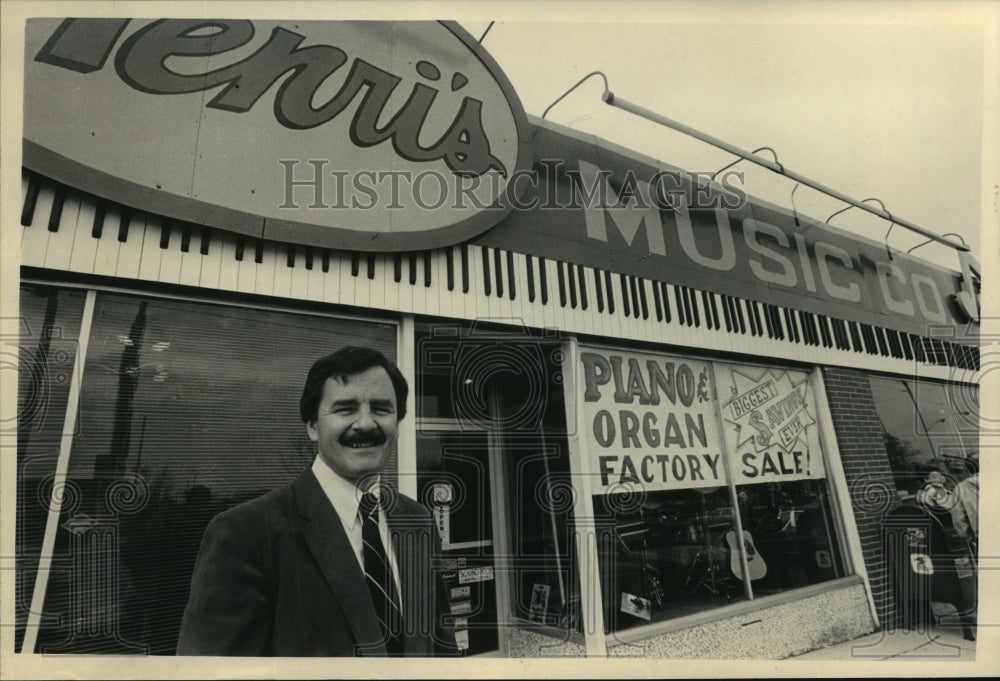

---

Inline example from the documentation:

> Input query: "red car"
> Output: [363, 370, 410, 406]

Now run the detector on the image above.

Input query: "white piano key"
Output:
[21, 183, 55, 267]
[198, 231, 222, 291]
[177, 226, 205, 288]
[117, 211, 146, 282]
[455, 244, 481, 320]
[382, 252, 402, 315]
[306, 249, 328, 305]
[215, 231, 240, 293]
[433, 248, 459, 321]
[494, 249, 516, 324]
[393, 253, 412, 315]
[508, 248, 529, 329]
[234, 237, 257, 295]
[363, 253, 385, 313]
[463, 245, 483, 323]
[288, 247, 311, 301]
[67, 198, 100, 274]
[415, 252, 436, 319]
[351, 252, 372, 311]
[254, 240, 278, 297]
[156, 218, 184, 285]
[41, 190, 81, 272]
[321, 251, 342, 306]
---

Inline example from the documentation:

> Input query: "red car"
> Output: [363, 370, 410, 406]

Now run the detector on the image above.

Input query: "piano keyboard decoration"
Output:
[20, 171, 978, 379]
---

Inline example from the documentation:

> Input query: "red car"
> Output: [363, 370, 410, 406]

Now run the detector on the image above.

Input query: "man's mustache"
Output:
[339, 430, 387, 446]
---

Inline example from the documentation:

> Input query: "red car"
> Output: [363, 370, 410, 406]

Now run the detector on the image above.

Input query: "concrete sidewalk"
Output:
[789, 624, 976, 660]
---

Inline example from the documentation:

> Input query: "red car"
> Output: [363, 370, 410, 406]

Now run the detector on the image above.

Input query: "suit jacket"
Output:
[177, 468, 454, 656]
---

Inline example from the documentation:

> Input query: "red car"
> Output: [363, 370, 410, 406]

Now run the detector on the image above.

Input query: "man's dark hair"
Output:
[299, 347, 409, 423]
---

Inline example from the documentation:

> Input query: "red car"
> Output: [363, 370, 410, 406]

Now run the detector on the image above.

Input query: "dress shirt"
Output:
[311, 457, 402, 595]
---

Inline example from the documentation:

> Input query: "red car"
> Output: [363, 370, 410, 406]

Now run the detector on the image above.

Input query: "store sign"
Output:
[475, 124, 974, 338]
[714, 364, 825, 484]
[24, 18, 532, 251]
[580, 348, 725, 494]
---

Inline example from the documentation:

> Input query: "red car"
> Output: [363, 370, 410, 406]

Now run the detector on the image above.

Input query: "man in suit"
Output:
[177, 347, 453, 656]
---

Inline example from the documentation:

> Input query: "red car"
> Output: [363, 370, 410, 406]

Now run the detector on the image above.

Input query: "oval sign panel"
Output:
[24, 19, 533, 251]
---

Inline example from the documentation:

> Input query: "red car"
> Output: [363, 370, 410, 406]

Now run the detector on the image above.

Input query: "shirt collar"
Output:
[311, 456, 380, 530]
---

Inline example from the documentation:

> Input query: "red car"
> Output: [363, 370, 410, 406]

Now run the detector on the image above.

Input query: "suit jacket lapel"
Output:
[292, 469, 385, 654]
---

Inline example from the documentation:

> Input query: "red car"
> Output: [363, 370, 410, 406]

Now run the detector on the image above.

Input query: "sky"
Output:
[456, 8, 993, 274]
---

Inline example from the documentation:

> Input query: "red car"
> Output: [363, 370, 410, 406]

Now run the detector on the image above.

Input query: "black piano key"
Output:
[818, 316, 832, 348]
[620, 274, 631, 317]
[557, 261, 568, 307]
[289, 245, 298, 268]
[762, 303, 775, 338]
[200, 227, 211, 256]
[91, 200, 106, 239]
[805, 312, 818, 345]
[409, 252, 418, 286]
[159, 219, 171, 248]
[255, 239, 264, 264]
[734, 297, 747, 334]
[720, 294, 733, 332]
[875, 327, 889, 356]
[526, 254, 535, 302]
[675, 287, 687, 326]
[782, 309, 794, 342]
[660, 282, 671, 323]
[447, 247, 455, 291]
[745, 300, 759, 336]
[564, 261, 576, 308]
[578, 265, 588, 310]
[423, 252, 431, 287]
[707, 293, 720, 331]
[369, 253, 377, 280]
[833, 319, 848, 350]
[235, 235, 245, 261]
[797, 311, 810, 344]
[493, 248, 503, 297]
[700, 291, 713, 330]
[900, 332, 913, 360]
[117, 208, 131, 243]
[812, 314, 824, 347]
[393, 253, 402, 283]
[480, 247, 491, 295]
[21, 172, 41, 226]
[628, 276, 639, 319]
[507, 251, 517, 300]
[545, 257, 556, 302]
[652, 279, 663, 321]
[180, 223, 192, 253]
[638, 278, 648, 319]
[321, 250, 330, 273]
[847, 322, 862, 353]
[350, 251, 360, 276]
[796, 311, 808, 344]
[461, 245, 470, 293]
[689, 288, 701, 327]
[593, 268, 604, 313]
[751, 301, 764, 337]
[48, 185, 65, 232]
[887, 329, 902, 358]
[773, 305, 785, 340]
[603, 270, 614, 313]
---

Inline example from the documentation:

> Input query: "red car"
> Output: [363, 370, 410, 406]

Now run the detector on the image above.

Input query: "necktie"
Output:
[358, 492, 404, 655]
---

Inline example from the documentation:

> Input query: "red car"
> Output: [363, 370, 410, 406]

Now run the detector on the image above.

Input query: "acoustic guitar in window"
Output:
[725, 529, 767, 581]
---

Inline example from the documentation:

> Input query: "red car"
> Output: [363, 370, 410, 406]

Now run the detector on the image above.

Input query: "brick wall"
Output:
[822, 367, 899, 627]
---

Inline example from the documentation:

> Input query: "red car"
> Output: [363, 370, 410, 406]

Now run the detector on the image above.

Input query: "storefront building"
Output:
[14, 19, 980, 659]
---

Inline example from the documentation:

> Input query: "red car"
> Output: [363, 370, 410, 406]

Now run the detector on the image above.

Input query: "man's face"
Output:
[306, 365, 399, 485]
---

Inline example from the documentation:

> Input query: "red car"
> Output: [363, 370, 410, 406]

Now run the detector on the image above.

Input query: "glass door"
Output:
[417, 421, 500, 656]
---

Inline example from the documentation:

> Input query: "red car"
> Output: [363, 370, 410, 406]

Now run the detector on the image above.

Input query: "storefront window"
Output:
[30, 291, 396, 654]
[15, 284, 87, 652]
[581, 346, 845, 632]
[869, 377, 979, 498]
